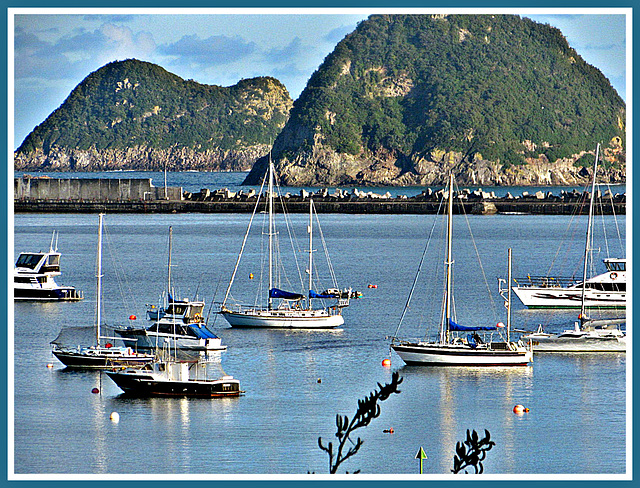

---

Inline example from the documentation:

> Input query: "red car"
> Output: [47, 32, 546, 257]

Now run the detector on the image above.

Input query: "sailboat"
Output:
[220, 159, 358, 328]
[522, 145, 626, 353]
[390, 175, 533, 366]
[512, 144, 626, 310]
[116, 226, 226, 351]
[51, 214, 155, 369]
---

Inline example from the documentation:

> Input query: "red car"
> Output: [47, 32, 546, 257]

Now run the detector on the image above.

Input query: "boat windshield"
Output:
[604, 260, 626, 272]
[15, 253, 44, 270]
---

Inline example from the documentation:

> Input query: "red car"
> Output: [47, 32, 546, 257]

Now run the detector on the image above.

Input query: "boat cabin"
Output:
[15, 252, 61, 274]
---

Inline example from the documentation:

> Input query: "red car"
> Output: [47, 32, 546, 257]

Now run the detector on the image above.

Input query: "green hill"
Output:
[245, 14, 625, 186]
[15, 59, 292, 171]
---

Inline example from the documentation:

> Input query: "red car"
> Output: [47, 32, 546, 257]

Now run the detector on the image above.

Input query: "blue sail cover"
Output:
[309, 289, 336, 299]
[269, 288, 304, 300]
[449, 318, 497, 331]
[190, 324, 220, 339]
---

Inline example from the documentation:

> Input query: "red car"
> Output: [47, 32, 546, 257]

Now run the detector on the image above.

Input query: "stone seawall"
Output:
[14, 176, 182, 201]
[14, 177, 625, 215]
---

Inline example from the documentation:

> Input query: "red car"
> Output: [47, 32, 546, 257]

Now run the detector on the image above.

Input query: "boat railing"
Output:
[513, 275, 581, 288]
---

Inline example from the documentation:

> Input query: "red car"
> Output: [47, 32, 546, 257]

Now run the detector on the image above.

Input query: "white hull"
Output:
[523, 330, 626, 353]
[119, 331, 226, 351]
[391, 342, 532, 366]
[221, 309, 344, 329]
[512, 286, 625, 309]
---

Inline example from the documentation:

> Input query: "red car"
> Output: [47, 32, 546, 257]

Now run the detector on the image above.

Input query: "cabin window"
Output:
[605, 261, 626, 272]
[15, 253, 43, 270]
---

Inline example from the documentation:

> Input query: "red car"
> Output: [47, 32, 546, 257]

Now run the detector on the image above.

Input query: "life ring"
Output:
[193, 314, 202, 322]
[610, 272, 618, 280]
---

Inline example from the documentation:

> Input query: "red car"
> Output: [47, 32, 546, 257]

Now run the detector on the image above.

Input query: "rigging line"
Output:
[545, 182, 589, 278]
[392, 196, 445, 340]
[457, 180, 499, 323]
[602, 182, 625, 257]
[314, 202, 339, 287]
[272, 169, 306, 293]
[103, 222, 136, 318]
[221, 171, 267, 307]
[205, 275, 223, 327]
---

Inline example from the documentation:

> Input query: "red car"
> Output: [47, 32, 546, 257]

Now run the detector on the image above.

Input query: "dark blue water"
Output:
[12, 209, 627, 476]
[13, 170, 626, 199]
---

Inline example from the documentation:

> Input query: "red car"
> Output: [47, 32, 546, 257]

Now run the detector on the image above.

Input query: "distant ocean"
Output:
[13, 170, 626, 199]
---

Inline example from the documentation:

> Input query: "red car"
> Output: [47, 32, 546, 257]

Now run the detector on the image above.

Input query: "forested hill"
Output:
[245, 14, 626, 187]
[15, 59, 293, 172]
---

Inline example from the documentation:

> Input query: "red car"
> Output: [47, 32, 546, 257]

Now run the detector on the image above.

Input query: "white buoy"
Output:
[110, 412, 120, 423]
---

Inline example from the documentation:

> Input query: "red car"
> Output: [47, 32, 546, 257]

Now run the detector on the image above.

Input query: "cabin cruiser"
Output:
[512, 258, 626, 309]
[116, 296, 226, 351]
[14, 232, 83, 301]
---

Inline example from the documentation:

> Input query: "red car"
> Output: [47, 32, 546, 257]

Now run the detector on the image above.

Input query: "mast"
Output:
[268, 157, 274, 311]
[308, 198, 314, 305]
[443, 174, 454, 344]
[96, 213, 104, 346]
[507, 248, 512, 342]
[168, 226, 173, 300]
[580, 143, 600, 319]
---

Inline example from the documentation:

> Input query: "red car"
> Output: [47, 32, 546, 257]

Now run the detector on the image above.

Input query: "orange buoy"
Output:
[368, 284, 378, 289]
[92, 388, 100, 394]
[249, 273, 254, 280]
[383, 428, 394, 434]
[46, 363, 54, 369]
[129, 315, 137, 321]
[382, 358, 391, 367]
[513, 404, 529, 414]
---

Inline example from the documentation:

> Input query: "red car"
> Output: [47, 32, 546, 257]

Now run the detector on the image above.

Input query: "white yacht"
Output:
[14, 232, 83, 301]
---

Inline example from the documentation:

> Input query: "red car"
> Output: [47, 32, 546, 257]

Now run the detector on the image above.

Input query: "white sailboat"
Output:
[51, 214, 154, 368]
[391, 175, 532, 366]
[512, 144, 626, 310]
[220, 159, 357, 328]
[521, 146, 626, 353]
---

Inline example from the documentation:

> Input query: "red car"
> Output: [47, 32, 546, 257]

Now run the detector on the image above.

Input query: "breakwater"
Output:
[14, 177, 625, 215]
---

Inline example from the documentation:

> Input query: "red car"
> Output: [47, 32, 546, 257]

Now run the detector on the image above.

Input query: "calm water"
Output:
[14, 170, 626, 198]
[12, 210, 628, 478]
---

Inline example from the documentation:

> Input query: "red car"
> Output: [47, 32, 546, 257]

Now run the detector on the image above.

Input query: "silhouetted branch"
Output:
[318, 371, 403, 473]
[452, 429, 495, 474]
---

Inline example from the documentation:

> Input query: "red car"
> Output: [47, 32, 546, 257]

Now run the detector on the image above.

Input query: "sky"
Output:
[10, 9, 629, 151]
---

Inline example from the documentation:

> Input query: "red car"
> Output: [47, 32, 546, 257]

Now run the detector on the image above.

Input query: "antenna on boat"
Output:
[49, 230, 58, 252]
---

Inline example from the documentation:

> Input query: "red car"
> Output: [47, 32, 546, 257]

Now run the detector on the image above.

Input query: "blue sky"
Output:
[11, 9, 628, 151]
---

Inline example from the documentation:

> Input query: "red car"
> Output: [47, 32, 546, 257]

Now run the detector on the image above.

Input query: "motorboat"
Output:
[106, 352, 242, 397]
[14, 231, 83, 301]
[512, 144, 625, 310]
[117, 296, 226, 351]
[523, 321, 626, 353]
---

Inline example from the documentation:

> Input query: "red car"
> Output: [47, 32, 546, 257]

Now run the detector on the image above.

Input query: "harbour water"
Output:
[12, 206, 627, 477]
